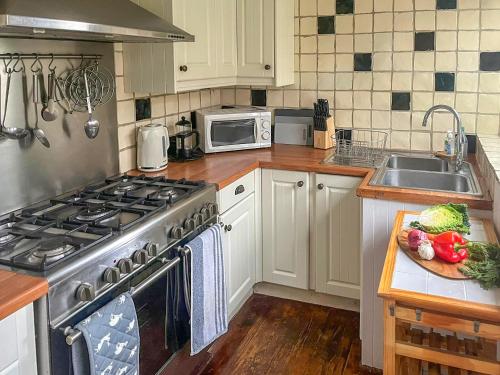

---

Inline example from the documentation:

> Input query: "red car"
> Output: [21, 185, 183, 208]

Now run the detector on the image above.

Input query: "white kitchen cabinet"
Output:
[124, 0, 236, 94]
[220, 194, 256, 318]
[313, 174, 362, 300]
[262, 169, 309, 290]
[124, 0, 293, 93]
[0, 304, 37, 375]
[237, 0, 294, 86]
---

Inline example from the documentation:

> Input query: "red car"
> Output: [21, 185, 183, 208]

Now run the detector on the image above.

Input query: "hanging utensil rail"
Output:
[0, 53, 102, 60]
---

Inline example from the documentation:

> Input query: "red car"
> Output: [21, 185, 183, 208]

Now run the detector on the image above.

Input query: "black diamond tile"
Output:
[480, 52, 500, 71]
[251, 89, 267, 106]
[336, 0, 354, 14]
[318, 16, 335, 34]
[415, 32, 435, 51]
[135, 98, 151, 121]
[437, 0, 457, 9]
[435, 72, 455, 91]
[391, 92, 411, 111]
[354, 53, 372, 71]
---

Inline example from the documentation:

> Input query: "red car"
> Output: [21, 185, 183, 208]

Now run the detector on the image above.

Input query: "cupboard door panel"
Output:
[262, 169, 309, 289]
[220, 194, 256, 318]
[315, 174, 362, 299]
[237, 0, 274, 78]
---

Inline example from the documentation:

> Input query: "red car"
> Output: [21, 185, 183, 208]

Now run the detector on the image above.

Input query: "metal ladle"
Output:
[1, 58, 29, 140]
[83, 68, 99, 139]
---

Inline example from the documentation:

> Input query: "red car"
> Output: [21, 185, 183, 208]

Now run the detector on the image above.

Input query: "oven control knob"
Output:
[261, 131, 270, 141]
[184, 218, 196, 232]
[208, 203, 219, 216]
[133, 250, 149, 265]
[171, 226, 184, 240]
[193, 213, 204, 226]
[262, 120, 270, 129]
[103, 267, 121, 284]
[76, 283, 95, 302]
[146, 242, 160, 257]
[117, 258, 134, 274]
[200, 207, 210, 220]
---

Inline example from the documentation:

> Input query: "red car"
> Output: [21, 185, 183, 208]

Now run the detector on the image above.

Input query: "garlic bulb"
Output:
[417, 240, 435, 260]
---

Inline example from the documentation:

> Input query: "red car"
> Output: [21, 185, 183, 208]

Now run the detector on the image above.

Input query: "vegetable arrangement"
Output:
[402, 204, 500, 290]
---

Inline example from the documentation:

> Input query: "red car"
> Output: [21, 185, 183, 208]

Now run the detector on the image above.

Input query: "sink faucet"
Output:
[422, 105, 464, 172]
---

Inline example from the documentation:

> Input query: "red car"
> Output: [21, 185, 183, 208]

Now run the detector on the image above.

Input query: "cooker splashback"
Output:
[0, 38, 119, 216]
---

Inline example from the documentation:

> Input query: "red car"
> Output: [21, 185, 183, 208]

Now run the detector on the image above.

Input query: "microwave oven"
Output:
[195, 106, 272, 153]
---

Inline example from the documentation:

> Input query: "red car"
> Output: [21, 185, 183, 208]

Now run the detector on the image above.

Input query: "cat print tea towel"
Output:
[71, 292, 140, 375]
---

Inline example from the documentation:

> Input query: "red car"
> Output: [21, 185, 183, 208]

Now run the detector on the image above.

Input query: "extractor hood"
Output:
[0, 0, 195, 43]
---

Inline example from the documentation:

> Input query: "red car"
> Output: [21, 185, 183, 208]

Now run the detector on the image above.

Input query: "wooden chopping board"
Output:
[397, 229, 471, 280]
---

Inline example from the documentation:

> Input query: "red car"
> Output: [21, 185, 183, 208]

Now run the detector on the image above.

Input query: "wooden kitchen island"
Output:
[378, 211, 500, 375]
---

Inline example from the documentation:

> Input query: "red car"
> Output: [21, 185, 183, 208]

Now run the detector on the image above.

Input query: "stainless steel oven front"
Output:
[46, 247, 189, 375]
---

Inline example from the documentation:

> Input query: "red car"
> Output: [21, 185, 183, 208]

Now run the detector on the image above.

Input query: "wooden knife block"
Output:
[313, 116, 335, 150]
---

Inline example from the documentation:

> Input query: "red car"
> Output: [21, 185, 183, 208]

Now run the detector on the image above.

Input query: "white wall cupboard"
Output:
[262, 169, 310, 290]
[313, 174, 362, 300]
[124, 0, 294, 93]
[0, 304, 38, 375]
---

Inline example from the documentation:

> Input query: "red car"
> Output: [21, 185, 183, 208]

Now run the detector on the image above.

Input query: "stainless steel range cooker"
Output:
[0, 173, 218, 375]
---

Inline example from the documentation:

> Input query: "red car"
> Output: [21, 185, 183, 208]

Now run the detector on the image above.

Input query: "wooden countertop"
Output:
[378, 211, 500, 323]
[129, 144, 492, 210]
[0, 270, 48, 320]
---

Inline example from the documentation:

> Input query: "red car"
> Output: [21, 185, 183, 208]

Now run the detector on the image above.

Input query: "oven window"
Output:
[211, 118, 256, 146]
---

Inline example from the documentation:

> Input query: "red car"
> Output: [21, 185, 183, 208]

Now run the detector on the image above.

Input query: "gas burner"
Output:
[0, 233, 16, 244]
[112, 180, 139, 195]
[31, 238, 75, 260]
[157, 188, 180, 202]
[75, 207, 112, 221]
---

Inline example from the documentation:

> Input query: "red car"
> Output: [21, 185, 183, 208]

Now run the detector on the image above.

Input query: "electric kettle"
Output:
[137, 123, 169, 172]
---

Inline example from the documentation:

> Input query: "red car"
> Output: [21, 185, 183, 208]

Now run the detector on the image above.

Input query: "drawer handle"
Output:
[225, 224, 232, 232]
[235, 184, 245, 195]
[318, 183, 324, 190]
[179, 65, 188, 72]
[297, 181, 304, 188]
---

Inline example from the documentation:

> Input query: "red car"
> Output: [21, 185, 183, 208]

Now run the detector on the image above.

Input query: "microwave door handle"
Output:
[254, 119, 258, 142]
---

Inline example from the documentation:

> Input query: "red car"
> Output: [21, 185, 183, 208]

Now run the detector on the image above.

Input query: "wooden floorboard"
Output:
[163, 294, 381, 375]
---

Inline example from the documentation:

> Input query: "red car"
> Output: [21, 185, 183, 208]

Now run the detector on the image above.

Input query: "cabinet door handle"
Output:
[297, 181, 304, 188]
[318, 183, 324, 190]
[235, 185, 245, 195]
[264, 64, 271, 70]
[225, 224, 232, 232]
[179, 65, 188, 72]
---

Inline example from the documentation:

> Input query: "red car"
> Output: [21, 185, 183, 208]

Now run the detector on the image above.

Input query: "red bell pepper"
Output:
[432, 231, 468, 263]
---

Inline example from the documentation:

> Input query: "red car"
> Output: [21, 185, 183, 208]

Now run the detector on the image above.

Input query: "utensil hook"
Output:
[48, 54, 56, 73]
[30, 54, 43, 73]
[11, 54, 23, 73]
[3, 53, 13, 73]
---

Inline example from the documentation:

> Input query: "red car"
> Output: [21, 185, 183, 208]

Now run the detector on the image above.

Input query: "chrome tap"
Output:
[422, 105, 465, 172]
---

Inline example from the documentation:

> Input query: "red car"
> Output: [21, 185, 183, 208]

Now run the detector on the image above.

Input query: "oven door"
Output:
[133, 258, 189, 375]
[50, 255, 189, 375]
[206, 117, 260, 152]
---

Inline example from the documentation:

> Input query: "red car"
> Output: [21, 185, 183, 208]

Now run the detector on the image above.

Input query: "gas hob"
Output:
[0, 174, 210, 272]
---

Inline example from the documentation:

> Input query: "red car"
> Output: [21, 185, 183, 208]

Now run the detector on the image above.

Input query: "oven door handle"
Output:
[63, 257, 181, 346]
[130, 256, 180, 297]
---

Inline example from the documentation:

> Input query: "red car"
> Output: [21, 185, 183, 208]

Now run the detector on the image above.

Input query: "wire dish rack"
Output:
[328, 129, 388, 167]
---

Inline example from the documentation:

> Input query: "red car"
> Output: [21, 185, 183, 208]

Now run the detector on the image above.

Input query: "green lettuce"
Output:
[409, 203, 470, 234]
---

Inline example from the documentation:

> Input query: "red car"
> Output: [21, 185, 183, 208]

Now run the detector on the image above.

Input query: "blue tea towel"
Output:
[72, 292, 140, 375]
[186, 224, 228, 355]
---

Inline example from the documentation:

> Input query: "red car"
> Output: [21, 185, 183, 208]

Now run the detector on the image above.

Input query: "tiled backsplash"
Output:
[220, 0, 500, 152]
[114, 43, 222, 173]
[115, 0, 500, 173]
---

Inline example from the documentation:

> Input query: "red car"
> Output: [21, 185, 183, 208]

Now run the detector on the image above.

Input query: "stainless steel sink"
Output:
[370, 154, 482, 196]
[380, 170, 471, 193]
[386, 155, 449, 172]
